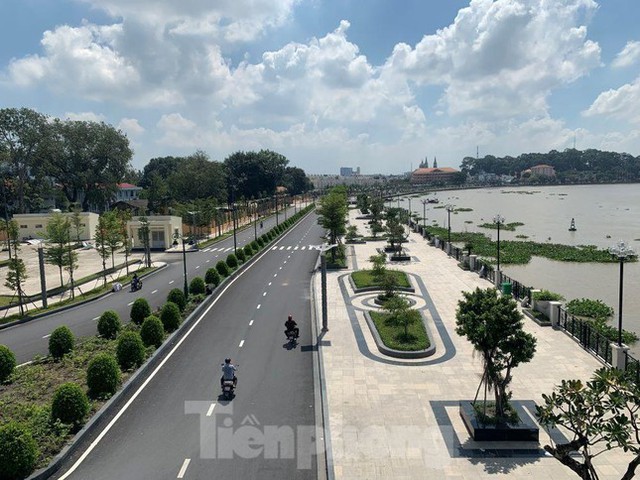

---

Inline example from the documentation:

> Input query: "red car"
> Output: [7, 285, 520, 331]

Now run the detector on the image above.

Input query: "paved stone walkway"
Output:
[314, 208, 630, 479]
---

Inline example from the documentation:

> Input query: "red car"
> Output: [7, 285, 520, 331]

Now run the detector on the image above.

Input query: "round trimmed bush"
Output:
[0, 345, 16, 383]
[251, 240, 259, 251]
[160, 302, 182, 332]
[51, 382, 89, 426]
[244, 244, 254, 257]
[0, 421, 38, 480]
[97, 310, 121, 339]
[116, 331, 145, 370]
[87, 353, 120, 399]
[140, 315, 164, 348]
[189, 276, 205, 295]
[236, 249, 246, 263]
[205, 268, 221, 288]
[49, 326, 74, 360]
[226, 253, 238, 269]
[130, 298, 151, 325]
[216, 260, 231, 277]
[167, 288, 187, 312]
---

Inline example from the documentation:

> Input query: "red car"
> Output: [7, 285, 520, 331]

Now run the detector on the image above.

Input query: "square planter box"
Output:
[459, 401, 539, 442]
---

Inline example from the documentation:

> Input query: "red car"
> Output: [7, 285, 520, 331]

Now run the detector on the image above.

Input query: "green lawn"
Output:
[351, 270, 411, 289]
[369, 310, 429, 351]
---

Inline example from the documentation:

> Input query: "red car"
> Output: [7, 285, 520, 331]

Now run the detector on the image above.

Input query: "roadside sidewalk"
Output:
[314, 209, 628, 479]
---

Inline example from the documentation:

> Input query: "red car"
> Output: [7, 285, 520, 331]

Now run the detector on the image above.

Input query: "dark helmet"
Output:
[225, 358, 231, 364]
[288, 314, 293, 321]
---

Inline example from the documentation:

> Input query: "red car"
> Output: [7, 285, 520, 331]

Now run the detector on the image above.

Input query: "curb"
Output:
[0, 265, 167, 332]
[311, 252, 335, 480]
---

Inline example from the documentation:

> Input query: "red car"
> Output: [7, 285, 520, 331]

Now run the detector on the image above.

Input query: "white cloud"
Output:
[611, 41, 640, 68]
[118, 118, 145, 136]
[63, 111, 106, 122]
[383, 0, 601, 119]
[583, 77, 640, 123]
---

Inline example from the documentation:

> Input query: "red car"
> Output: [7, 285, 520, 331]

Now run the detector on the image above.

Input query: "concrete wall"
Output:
[13, 212, 99, 241]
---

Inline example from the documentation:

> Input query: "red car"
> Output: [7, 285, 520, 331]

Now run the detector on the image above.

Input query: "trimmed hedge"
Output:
[140, 315, 164, 348]
[236, 249, 246, 263]
[205, 268, 221, 288]
[97, 310, 121, 339]
[243, 244, 254, 257]
[0, 345, 16, 383]
[189, 276, 206, 295]
[130, 298, 152, 325]
[116, 331, 145, 370]
[49, 326, 75, 360]
[209, 268, 222, 288]
[252, 239, 261, 250]
[87, 353, 121, 399]
[160, 302, 182, 332]
[0, 421, 38, 480]
[51, 382, 89, 427]
[226, 253, 238, 269]
[167, 288, 187, 312]
[216, 260, 231, 277]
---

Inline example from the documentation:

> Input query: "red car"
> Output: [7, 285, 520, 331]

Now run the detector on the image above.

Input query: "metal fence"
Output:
[557, 306, 613, 365]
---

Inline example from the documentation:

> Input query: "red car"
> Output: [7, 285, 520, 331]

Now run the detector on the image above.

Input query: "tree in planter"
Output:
[116, 209, 133, 275]
[370, 221, 385, 239]
[386, 219, 407, 256]
[356, 193, 369, 214]
[455, 287, 537, 422]
[369, 253, 387, 284]
[536, 367, 640, 480]
[70, 205, 84, 246]
[383, 295, 417, 340]
[103, 211, 123, 269]
[369, 197, 384, 229]
[380, 271, 399, 301]
[345, 225, 359, 243]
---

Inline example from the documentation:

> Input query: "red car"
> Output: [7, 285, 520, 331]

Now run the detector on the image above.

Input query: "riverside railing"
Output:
[624, 352, 640, 385]
[557, 306, 613, 365]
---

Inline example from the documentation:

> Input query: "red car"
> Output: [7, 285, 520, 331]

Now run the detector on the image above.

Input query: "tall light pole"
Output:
[253, 201, 258, 241]
[408, 197, 412, 227]
[445, 204, 454, 246]
[493, 214, 505, 272]
[609, 240, 635, 346]
[176, 232, 189, 297]
[318, 243, 338, 332]
[421, 199, 428, 229]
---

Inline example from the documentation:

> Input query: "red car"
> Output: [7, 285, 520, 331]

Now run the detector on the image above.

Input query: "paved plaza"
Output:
[314, 208, 630, 479]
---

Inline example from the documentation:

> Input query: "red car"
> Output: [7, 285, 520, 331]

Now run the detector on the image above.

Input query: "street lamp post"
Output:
[421, 199, 428, 229]
[445, 204, 454, 248]
[609, 240, 635, 347]
[187, 211, 199, 242]
[408, 197, 412, 228]
[253, 201, 258, 241]
[493, 214, 505, 273]
[37, 242, 47, 309]
[178, 232, 189, 297]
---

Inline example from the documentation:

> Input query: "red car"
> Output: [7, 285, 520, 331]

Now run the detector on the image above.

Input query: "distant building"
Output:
[309, 174, 389, 189]
[115, 183, 143, 202]
[340, 167, 354, 177]
[13, 212, 99, 241]
[529, 164, 556, 177]
[410, 167, 460, 184]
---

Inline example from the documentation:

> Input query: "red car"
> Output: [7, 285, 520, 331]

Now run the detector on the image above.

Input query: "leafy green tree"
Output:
[4, 220, 26, 315]
[356, 193, 370, 214]
[47, 119, 133, 211]
[0, 107, 51, 213]
[455, 287, 537, 421]
[44, 213, 73, 288]
[383, 296, 418, 339]
[116, 209, 133, 275]
[70, 206, 83, 244]
[316, 187, 348, 261]
[95, 213, 110, 286]
[102, 211, 123, 268]
[369, 253, 387, 283]
[537, 367, 640, 480]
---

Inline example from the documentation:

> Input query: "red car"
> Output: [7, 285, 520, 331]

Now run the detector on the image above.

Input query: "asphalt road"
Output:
[0, 205, 311, 364]
[54, 211, 324, 479]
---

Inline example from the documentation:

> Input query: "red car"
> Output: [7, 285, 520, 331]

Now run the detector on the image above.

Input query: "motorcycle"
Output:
[285, 329, 299, 346]
[130, 279, 143, 292]
[221, 379, 236, 400]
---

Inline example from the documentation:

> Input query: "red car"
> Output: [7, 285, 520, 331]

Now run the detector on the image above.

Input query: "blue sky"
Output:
[1, 0, 640, 175]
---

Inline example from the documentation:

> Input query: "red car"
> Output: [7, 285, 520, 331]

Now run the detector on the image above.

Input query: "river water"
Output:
[402, 184, 640, 355]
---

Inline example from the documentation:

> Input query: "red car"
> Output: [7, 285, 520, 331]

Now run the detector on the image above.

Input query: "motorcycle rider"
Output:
[285, 314, 299, 339]
[132, 273, 140, 291]
[220, 358, 237, 387]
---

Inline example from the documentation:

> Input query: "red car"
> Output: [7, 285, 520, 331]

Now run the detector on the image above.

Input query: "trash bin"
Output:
[501, 282, 512, 295]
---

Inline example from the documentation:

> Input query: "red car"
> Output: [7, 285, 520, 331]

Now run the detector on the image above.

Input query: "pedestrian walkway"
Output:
[314, 209, 629, 479]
